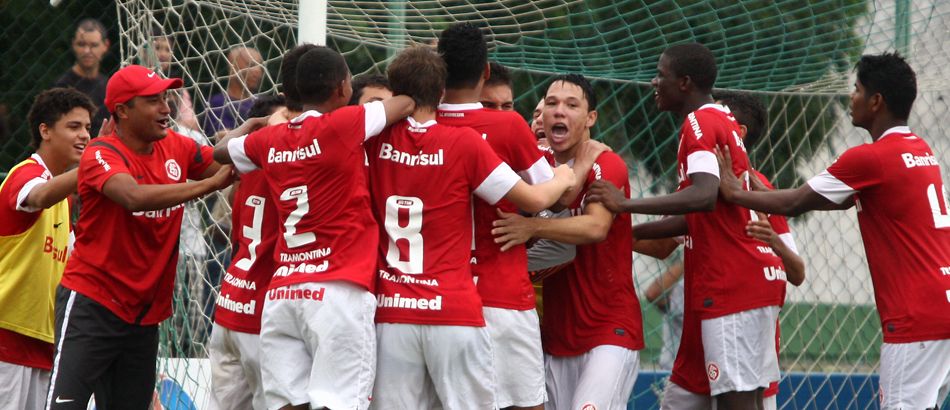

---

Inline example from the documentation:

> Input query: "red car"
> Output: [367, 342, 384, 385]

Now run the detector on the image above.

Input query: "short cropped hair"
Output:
[27, 88, 97, 148]
[485, 61, 512, 89]
[349, 74, 390, 105]
[715, 91, 767, 148]
[280, 44, 318, 111]
[295, 46, 349, 105]
[855, 52, 917, 120]
[437, 23, 487, 89]
[76, 18, 108, 39]
[663, 43, 717, 93]
[387, 46, 446, 109]
[549, 73, 597, 111]
[247, 93, 286, 118]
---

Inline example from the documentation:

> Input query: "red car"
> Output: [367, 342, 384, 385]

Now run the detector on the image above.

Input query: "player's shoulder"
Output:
[594, 149, 626, 168]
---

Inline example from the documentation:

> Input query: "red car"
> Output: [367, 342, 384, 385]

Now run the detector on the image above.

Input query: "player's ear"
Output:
[679, 75, 691, 92]
[482, 62, 491, 81]
[869, 92, 885, 114]
[738, 124, 748, 139]
[585, 109, 598, 128]
[38, 123, 51, 143]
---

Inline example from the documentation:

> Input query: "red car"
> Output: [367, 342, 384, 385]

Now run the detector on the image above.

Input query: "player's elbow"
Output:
[787, 265, 806, 287]
[518, 197, 550, 214]
[695, 194, 717, 212]
[584, 221, 611, 244]
[212, 145, 233, 165]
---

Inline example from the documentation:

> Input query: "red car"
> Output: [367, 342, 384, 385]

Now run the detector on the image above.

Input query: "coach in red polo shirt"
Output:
[46, 65, 233, 410]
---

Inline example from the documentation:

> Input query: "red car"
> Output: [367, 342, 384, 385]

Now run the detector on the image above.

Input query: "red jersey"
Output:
[214, 170, 278, 334]
[542, 151, 644, 356]
[62, 131, 214, 324]
[807, 126, 950, 343]
[437, 103, 553, 310]
[227, 104, 387, 292]
[366, 117, 521, 326]
[677, 104, 785, 319]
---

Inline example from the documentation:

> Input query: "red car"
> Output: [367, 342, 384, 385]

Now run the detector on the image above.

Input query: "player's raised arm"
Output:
[502, 163, 575, 213]
[100, 165, 232, 212]
[715, 144, 839, 216]
[378, 95, 415, 126]
[555, 139, 611, 208]
[212, 116, 269, 165]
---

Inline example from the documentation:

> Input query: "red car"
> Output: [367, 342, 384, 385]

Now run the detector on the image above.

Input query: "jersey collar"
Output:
[437, 102, 483, 111]
[879, 126, 914, 141]
[290, 110, 323, 124]
[698, 103, 731, 114]
[408, 116, 437, 129]
[29, 153, 50, 173]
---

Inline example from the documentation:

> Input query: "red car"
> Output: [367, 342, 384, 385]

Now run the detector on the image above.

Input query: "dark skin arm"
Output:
[213, 117, 270, 165]
[101, 165, 234, 212]
[587, 172, 719, 215]
[632, 215, 688, 240]
[634, 237, 679, 260]
[715, 145, 852, 216]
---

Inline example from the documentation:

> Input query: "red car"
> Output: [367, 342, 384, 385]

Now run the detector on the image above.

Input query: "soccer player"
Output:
[657, 91, 805, 410]
[349, 74, 392, 105]
[213, 46, 414, 410]
[491, 73, 643, 410]
[47, 65, 233, 409]
[207, 96, 285, 410]
[480, 61, 514, 111]
[714, 52, 950, 409]
[367, 46, 574, 410]
[0, 88, 93, 410]
[586, 43, 785, 409]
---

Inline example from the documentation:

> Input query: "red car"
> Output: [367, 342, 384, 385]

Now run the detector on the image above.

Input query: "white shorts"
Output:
[260, 281, 376, 410]
[484, 307, 545, 408]
[879, 338, 950, 409]
[208, 323, 264, 410]
[701, 306, 780, 396]
[545, 345, 640, 410]
[0, 361, 49, 410]
[659, 380, 713, 410]
[371, 323, 495, 410]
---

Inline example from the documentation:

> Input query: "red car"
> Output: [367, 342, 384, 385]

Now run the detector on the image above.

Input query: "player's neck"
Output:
[868, 116, 907, 142]
[554, 133, 590, 165]
[678, 93, 715, 117]
[71, 64, 99, 79]
[442, 88, 482, 105]
[114, 125, 154, 154]
[34, 146, 68, 176]
[302, 101, 340, 115]
[410, 107, 437, 123]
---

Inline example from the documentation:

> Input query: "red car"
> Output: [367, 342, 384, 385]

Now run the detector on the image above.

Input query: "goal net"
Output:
[114, 0, 950, 408]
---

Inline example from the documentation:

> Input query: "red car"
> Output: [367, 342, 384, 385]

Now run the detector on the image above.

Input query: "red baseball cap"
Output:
[105, 65, 184, 113]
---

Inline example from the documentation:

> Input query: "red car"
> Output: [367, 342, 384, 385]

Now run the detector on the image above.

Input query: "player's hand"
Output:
[98, 117, 115, 137]
[234, 116, 270, 136]
[206, 164, 236, 191]
[714, 144, 742, 202]
[268, 107, 292, 125]
[746, 218, 779, 245]
[492, 209, 537, 252]
[748, 169, 769, 192]
[586, 180, 625, 213]
[553, 164, 576, 190]
[576, 139, 612, 164]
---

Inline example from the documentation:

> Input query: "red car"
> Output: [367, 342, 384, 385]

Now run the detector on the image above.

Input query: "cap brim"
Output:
[139, 77, 184, 97]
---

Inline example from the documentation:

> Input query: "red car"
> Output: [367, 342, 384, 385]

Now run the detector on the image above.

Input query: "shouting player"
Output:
[587, 43, 785, 409]
[367, 46, 574, 410]
[715, 52, 950, 409]
[213, 46, 414, 410]
[0, 88, 93, 410]
[48, 65, 233, 409]
[492, 73, 643, 410]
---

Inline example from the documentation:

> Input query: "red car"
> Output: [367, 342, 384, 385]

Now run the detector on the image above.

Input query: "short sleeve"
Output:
[465, 130, 520, 205]
[681, 112, 721, 178]
[1, 162, 47, 213]
[807, 145, 877, 204]
[497, 115, 554, 184]
[363, 101, 387, 139]
[228, 135, 258, 174]
[327, 105, 370, 147]
[184, 137, 214, 178]
[82, 144, 132, 192]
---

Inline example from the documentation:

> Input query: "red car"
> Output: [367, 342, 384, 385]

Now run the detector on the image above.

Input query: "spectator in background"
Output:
[348, 74, 392, 105]
[54, 18, 111, 135]
[138, 28, 200, 134]
[201, 46, 264, 137]
[480, 61, 514, 111]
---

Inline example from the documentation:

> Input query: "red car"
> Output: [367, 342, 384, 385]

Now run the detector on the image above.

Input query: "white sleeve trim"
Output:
[15, 177, 47, 213]
[363, 101, 387, 140]
[228, 135, 258, 174]
[474, 162, 521, 205]
[778, 232, 799, 256]
[686, 150, 719, 179]
[518, 157, 554, 185]
[806, 170, 856, 204]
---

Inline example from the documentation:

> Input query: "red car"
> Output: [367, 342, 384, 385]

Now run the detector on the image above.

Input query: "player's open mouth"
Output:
[157, 118, 170, 129]
[73, 143, 86, 153]
[535, 130, 546, 139]
[550, 124, 569, 141]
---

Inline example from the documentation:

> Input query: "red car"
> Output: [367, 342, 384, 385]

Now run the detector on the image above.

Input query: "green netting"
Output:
[2, 0, 949, 408]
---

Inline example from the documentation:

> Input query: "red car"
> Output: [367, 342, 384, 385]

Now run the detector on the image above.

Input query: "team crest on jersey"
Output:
[165, 159, 182, 181]
[581, 403, 597, 410]
[707, 362, 720, 381]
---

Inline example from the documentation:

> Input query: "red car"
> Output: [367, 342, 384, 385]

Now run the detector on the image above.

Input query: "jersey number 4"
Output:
[384, 195, 424, 274]
[928, 183, 950, 229]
